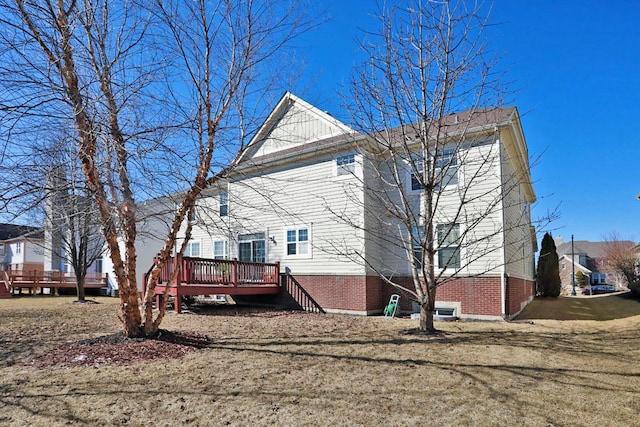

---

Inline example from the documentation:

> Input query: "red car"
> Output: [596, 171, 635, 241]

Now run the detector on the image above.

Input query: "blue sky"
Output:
[290, 0, 640, 244]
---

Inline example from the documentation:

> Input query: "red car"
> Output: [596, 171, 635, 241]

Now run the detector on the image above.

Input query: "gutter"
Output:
[497, 131, 507, 318]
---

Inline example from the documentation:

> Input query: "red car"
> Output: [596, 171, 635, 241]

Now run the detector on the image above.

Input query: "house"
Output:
[178, 92, 537, 320]
[100, 196, 176, 295]
[0, 223, 44, 271]
[556, 238, 635, 289]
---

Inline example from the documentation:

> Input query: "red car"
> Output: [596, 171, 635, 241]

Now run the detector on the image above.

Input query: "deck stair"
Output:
[280, 271, 324, 313]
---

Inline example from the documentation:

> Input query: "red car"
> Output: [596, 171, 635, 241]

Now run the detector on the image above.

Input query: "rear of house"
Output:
[180, 92, 537, 319]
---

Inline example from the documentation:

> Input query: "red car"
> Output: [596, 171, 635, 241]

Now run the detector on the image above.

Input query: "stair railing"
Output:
[281, 271, 324, 314]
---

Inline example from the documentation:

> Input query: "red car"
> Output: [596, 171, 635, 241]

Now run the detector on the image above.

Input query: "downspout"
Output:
[496, 130, 507, 319]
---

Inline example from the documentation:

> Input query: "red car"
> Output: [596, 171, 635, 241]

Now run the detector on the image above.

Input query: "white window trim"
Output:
[406, 148, 459, 194]
[184, 240, 201, 258]
[213, 239, 229, 260]
[335, 153, 357, 177]
[284, 226, 312, 259]
[436, 223, 461, 271]
[219, 191, 228, 217]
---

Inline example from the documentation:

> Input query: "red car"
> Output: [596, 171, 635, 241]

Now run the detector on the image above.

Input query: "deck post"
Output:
[231, 258, 238, 287]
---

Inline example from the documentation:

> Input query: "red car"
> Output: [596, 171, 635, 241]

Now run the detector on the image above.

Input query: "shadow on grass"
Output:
[515, 293, 640, 321]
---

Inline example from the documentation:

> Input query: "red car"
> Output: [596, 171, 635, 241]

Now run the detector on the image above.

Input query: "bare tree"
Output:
[44, 149, 105, 302]
[336, 1, 536, 332]
[602, 232, 638, 286]
[0, 0, 314, 337]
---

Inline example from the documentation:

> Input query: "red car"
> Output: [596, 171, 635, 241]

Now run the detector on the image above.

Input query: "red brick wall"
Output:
[289, 274, 533, 318]
[288, 275, 372, 312]
[437, 277, 502, 317]
[505, 276, 535, 317]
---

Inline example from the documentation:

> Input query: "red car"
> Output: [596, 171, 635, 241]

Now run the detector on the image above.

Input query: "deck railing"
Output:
[5, 270, 108, 288]
[154, 256, 280, 286]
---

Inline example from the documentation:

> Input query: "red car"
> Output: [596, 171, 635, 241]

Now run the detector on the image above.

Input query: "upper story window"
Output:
[213, 240, 229, 260]
[437, 223, 460, 269]
[286, 227, 310, 257]
[410, 155, 424, 192]
[15, 242, 22, 254]
[409, 147, 458, 192]
[336, 153, 355, 176]
[184, 241, 201, 258]
[188, 208, 197, 222]
[219, 191, 228, 217]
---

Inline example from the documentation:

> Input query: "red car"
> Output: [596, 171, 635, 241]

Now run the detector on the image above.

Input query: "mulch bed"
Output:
[30, 330, 213, 369]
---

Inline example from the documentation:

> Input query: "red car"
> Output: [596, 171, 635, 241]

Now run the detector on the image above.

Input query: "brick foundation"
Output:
[287, 273, 534, 318]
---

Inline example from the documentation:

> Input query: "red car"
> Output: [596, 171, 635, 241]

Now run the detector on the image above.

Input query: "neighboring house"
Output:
[0, 223, 44, 271]
[555, 238, 635, 288]
[177, 92, 537, 320]
[43, 168, 174, 295]
[101, 196, 175, 295]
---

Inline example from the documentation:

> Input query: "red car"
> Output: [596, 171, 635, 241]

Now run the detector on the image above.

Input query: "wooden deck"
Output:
[145, 256, 281, 313]
[1, 270, 108, 297]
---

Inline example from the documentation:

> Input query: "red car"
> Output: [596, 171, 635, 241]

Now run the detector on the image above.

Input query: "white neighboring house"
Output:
[100, 196, 175, 295]
[177, 92, 537, 319]
[0, 224, 44, 271]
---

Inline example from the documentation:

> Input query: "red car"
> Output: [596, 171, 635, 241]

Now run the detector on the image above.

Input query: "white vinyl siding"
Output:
[253, 100, 350, 157]
[499, 136, 536, 281]
[229, 154, 365, 275]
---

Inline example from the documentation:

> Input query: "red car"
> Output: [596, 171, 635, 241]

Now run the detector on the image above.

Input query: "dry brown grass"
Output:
[2, 295, 640, 426]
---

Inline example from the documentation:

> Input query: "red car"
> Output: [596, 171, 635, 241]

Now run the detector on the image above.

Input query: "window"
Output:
[409, 148, 458, 192]
[219, 191, 228, 217]
[0, 243, 4, 256]
[412, 225, 425, 269]
[434, 307, 456, 318]
[238, 233, 265, 263]
[409, 154, 424, 192]
[437, 223, 460, 269]
[15, 242, 21, 254]
[95, 258, 103, 274]
[435, 147, 458, 187]
[213, 240, 229, 260]
[184, 241, 201, 257]
[286, 227, 310, 256]
[561, 263, 565, 270]
[188, 208, 197, 222]
[336, 153, 355, 176]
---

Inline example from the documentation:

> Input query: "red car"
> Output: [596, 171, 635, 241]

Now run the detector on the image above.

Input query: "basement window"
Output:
[434, 307, 456, 318]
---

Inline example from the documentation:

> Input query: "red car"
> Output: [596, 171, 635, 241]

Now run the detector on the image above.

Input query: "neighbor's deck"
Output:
[0, 270, 108, 297]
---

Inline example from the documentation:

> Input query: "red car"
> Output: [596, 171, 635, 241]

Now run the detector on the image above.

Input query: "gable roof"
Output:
[559, 254, 592, 274]
[556, 240, 637, 258]
[0, 223, 43, 241]
[232, 95, 534, 203]
[378, 107, 517, 144]
[239, 92, 355, 164]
